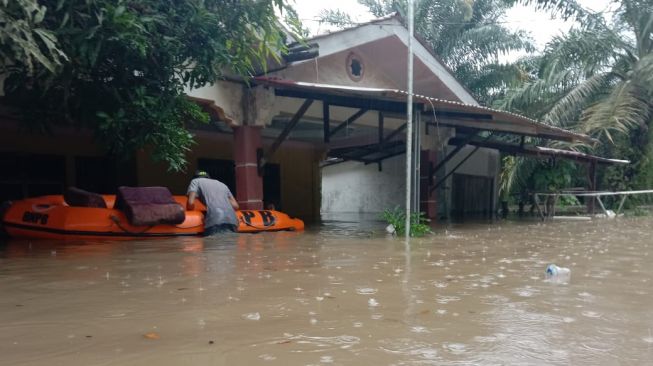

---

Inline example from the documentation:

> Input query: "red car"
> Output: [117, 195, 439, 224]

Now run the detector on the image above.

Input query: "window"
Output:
[197, 158, 236, 194]
[346, 53, 364, 81]
[75, 156, 118, 194]
[0, 153, 66, 201]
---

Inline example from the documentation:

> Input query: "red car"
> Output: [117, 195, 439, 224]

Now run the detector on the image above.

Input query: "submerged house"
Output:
[0, 14, 614, 222]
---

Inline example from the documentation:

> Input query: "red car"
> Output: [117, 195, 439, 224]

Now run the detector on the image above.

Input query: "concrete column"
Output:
[233, 126, 263, 210]
[420, 149, 437, 220]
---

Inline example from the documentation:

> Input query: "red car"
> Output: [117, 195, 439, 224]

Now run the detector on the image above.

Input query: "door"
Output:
[452, 173, 494, 220]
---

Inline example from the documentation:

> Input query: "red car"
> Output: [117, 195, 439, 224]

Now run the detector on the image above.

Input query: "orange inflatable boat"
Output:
[0, 193, 304, 240]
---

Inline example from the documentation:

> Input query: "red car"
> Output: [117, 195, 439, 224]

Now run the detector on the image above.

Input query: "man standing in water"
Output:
[187, 170, 239, 235]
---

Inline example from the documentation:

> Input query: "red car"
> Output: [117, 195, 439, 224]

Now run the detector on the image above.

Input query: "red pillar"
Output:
[233, 126, 263, 210]
[420, 149, 438, 220]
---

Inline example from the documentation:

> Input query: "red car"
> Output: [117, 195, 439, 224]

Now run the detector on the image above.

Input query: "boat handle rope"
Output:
[110, 215, 155, 235]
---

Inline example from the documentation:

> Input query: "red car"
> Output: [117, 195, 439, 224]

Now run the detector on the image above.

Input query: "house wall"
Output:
[185, 80, 245, 124]
[273, 49, 399, 89]
[321, 154, 406, 214]
[442, 146, 500, 216]
[320, 127, 501, 217]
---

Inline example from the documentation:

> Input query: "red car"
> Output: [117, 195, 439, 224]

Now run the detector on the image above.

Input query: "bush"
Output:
[381, 206, 432, 237]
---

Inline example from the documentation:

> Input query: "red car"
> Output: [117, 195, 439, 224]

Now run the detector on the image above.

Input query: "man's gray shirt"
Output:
[187, 178, 238, 228]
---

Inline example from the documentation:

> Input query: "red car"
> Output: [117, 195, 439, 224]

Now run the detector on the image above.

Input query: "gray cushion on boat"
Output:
[115, 186, 185, 226]
[64, 187, 107, 208]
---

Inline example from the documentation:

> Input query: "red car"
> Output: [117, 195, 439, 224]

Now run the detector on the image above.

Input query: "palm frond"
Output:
[544, 71, 616, 126]
[540, 26, 623, 79]
[581, 80, 652, 140]
[499, 155, 537, 198]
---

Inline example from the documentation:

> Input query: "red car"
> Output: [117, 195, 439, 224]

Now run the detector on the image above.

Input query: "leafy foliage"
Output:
[2, 0, 297, 170]
[0, 0, 66, 74]
[381, 206, 432, 237]
[496, 0, 653, 194]
[317, 9, 355, 28]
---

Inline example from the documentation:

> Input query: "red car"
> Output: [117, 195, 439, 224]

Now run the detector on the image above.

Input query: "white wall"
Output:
[321, 154, 406, 213]
[320, 135, 501, 215]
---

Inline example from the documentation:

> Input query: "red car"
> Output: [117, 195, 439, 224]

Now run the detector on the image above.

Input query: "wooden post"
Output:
[587, 161, 597, 214]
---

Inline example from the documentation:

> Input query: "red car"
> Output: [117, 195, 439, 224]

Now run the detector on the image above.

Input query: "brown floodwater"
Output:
[1, 216, 653, 365]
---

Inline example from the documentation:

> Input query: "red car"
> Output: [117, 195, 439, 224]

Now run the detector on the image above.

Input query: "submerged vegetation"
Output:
[381, 206, 432, 237]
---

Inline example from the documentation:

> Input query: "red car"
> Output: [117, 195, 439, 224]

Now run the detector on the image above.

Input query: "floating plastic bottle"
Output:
[545, 264, 571, 283]
[385, 224, 396, 235]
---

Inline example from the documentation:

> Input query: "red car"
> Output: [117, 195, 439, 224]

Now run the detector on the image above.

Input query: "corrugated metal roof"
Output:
[534, 146, 629, 165]
[253, 76, 597, 144]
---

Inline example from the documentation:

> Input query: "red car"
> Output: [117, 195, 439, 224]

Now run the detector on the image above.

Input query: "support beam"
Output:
[364, 150, 406, 164]
[587, 161, 597, 214]
[430, 131, 479, 182]
[323, 102, 330, 143]
[383, 122, 407, 144]
[275, 88, 409, 114]
[426, 117, 577, 143]
[430, 133, 493, 194]
[431, 145, 482, 193]
[420, 149, 438, 219]
[329, 108, 368, 138]
[260, 99, 313, 169]
[234, 126, 263, 210]
[378, 112, 384, 171]
[413, 109, 421, 212]
[447, 137, 625, 165]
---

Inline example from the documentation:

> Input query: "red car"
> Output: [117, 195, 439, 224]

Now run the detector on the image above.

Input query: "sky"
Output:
[291, 0, 616, 50]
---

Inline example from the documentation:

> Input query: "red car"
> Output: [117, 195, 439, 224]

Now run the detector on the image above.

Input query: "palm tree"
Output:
[496, 0, 653, 193]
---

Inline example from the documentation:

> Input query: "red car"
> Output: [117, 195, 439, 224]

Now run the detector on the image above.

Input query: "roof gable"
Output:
[279, 15, 478, 105]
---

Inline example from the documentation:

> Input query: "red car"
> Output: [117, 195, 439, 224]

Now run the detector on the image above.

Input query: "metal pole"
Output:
[414, 108, 421, 212]
[404, 0, 414, 239]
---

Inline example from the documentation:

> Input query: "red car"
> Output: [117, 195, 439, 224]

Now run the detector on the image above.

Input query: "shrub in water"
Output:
[381, 206, 432, 237]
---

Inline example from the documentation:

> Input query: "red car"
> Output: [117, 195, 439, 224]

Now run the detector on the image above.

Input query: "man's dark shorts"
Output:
[203, 224, 237, 236]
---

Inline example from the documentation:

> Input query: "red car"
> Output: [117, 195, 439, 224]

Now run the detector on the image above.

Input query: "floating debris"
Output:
[242, 312, 261, 321]
[143, 332, 160, 340]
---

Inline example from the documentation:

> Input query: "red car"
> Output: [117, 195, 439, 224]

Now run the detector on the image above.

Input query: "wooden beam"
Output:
[328, 109, 368, 138]
[447, 137, 621, 165]
[587, 161, 597, 214]
[275, 88, 409, 114]
[427, 118, 539, 137]
[383, 122, 407, 144]
[365, 149, 406, 165]
[260, 99, 314, 169]
[323, 102, 330, 143]
[430, 145, 483, 194]
[430, 133, 494, 194]
[430, 131, 479, 181]
[378, 112, 384, 172]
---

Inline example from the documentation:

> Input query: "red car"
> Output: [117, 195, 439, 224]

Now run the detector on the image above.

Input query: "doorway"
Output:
[452, 173, 494, 220]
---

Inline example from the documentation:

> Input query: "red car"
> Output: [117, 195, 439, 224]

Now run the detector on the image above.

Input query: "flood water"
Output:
[1, 217, 653, 365]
